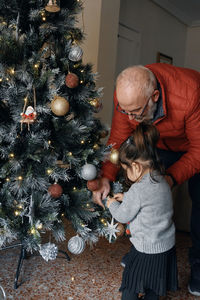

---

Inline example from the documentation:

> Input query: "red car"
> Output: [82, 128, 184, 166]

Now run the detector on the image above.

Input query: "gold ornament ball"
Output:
[116, 223, 125, 237]
[90, 99, 100, 108]
[110, 148, 119, 165]
[51, 96, 69, 116]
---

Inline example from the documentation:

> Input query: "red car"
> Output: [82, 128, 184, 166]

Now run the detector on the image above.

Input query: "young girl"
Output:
[106, 123, 178, 300]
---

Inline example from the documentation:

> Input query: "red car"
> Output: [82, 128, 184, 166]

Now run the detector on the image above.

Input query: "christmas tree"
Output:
[0, 0, 114, 262]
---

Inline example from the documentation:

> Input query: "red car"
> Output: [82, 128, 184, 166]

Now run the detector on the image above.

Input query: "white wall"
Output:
[119, 0, 187, 67]
[185, 26, 200, 71]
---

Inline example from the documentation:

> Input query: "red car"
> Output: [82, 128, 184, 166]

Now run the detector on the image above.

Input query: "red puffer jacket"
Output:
[102, 63, 200, 185]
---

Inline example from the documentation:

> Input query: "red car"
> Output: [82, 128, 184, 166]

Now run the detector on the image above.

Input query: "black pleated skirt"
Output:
[119, 245, 178, 297]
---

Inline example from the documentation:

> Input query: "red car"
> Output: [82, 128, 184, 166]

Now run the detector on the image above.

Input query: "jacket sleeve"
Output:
[109, 188, 140, 223]
[101, 90, 135, 181]
[167, 88, 200, 184]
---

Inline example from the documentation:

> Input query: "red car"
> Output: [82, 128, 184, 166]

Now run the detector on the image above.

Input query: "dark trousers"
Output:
[157, 148, 200, 262]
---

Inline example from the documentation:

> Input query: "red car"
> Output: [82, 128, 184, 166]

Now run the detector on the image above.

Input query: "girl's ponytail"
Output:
[119, 122, 165, 177]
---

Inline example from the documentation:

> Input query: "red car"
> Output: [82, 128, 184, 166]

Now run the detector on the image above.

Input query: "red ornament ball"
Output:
[87, 179, 101, 191]
[48, 184, 63, 198]
[65, 73, 79, 88]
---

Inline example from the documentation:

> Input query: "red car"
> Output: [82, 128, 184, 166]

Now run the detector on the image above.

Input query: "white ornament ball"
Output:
[81, 164, 97, 180]
[68, 45, 83, 62]
[68, 235, 85, 255]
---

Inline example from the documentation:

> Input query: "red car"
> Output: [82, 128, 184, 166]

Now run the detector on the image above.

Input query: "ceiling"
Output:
[151, 0, 200, 27]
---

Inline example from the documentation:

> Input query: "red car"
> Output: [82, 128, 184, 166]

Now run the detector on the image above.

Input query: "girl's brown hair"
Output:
[119, 123, 165, 179]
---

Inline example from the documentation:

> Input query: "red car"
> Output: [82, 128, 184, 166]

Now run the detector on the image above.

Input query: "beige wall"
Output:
[185, 26, 200, 71]
[79, 0, 120, 127]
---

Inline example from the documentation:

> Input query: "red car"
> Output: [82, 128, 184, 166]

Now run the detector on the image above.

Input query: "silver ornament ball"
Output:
[68, 45, 83, 62]
[68, 235, 85, 255]
[81, 164, 97, 180]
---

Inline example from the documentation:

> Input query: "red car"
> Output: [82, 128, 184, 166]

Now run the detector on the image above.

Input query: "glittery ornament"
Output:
[68, 45, 83, 62]
[39, 243, 58, 261]
[65, 73, 79, 88]
[48, 183, 63, 198]
[90, 98, 102, 113]
[68, 235, 85, 254]
[106, 218, 120, 243]
[110, 148, 119, 165]
[40, 42, 54, 59]
[116, 223, 125, 237]
[87, 179, 101, 191]
[81, 164, 97, 181]
[45, 0, 60, 13]
[51, 96, 69, 116]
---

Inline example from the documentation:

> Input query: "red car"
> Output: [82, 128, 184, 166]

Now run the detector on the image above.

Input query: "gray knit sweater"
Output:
[109, 172, 175, 254]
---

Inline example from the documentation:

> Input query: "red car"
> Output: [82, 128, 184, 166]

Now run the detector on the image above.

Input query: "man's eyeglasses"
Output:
[116, 95, 152, 118]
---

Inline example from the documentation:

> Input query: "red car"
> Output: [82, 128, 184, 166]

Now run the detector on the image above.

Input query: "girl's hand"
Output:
[113, 193, 124, 202]
[106, 196, 117, 208]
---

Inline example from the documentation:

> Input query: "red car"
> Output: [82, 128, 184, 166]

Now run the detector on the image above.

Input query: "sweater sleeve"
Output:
[109, 188, 141, 223]
[101, 90, 136, 181]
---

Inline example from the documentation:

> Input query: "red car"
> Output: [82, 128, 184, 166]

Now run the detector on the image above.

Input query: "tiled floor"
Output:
[0, 223, 198, 300]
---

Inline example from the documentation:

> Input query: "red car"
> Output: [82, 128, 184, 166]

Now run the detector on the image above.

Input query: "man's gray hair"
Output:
[116, 65, 157, 98]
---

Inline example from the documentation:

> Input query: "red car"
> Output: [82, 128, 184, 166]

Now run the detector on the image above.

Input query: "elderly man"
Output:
[93, 64, 200, 296]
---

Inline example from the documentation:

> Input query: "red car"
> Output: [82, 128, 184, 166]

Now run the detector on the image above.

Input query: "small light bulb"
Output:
[80, 80, 83, 84]
[15, 211, 20, 216]
[80, 69, 84, 73]
[101, 218, 105, 223]
[42, 17, 46, 21]
[18, 205, 23, 209]
[34, 64, 39, 69]
[80, 140, 85, 144]
[48, 140, 51, 145]
[93, 144, 99, 150]
[73, 187, 76, 191]
[37, 223, 43, 230]
[68, 152, 73, 156]
[6, 178, 10, 182]
[10, 68, 15, 75]
[0, 78, 2, 82]
[71, 276, 75, 281]
[9, 153, 15, 158]
[31, 228, 36, 234]
[18, 176, 23, 181]
[47, 169, 53, 175]
[61, 213, 64, 217]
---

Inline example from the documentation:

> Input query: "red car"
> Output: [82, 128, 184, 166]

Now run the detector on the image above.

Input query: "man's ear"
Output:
[153, 89, 160, 103]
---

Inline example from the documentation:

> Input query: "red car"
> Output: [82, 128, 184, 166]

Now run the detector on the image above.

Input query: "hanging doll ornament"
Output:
[20, 88, 37, 131]
[45, 0, 60, 13]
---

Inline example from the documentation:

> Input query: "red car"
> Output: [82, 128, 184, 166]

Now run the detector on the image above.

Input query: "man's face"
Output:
[116, 85, 159, 122]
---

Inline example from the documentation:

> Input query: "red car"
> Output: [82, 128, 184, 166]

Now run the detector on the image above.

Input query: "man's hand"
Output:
[92, 177, 110, 208]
